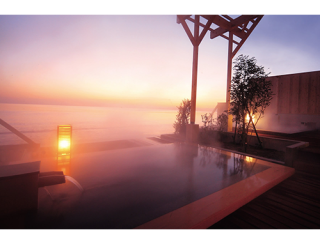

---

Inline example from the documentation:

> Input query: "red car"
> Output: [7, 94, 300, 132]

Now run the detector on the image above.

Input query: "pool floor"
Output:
[27, 142, 294, 229]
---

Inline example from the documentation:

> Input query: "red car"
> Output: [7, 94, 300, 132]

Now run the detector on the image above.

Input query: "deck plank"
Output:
[233, 209, 274, 229]
[253, 201, 309, 228]
[263, 192, 320, 221]
[267, 191, 320, 216]
[279, 191, 320, 209]
[239, 207, 288, 228]
[245, 203, 302, 229]
[224, 215, 257, 229]
[210, 172, 320, 229]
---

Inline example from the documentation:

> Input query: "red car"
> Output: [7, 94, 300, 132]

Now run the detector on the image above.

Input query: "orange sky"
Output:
[1, 15, 320, 110]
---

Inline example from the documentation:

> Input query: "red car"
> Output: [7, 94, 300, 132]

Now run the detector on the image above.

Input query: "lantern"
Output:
[57, 125, 72, 175]
[57, 125, 72, 154]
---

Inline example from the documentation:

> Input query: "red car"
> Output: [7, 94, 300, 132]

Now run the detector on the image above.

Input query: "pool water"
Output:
[29, 142, 272, 228]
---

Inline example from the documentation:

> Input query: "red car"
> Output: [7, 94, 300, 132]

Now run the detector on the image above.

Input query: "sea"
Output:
[0, 103, 211, 147]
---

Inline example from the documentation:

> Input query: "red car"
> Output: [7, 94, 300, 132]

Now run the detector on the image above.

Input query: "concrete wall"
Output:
[212, 131, 308, 167]
[276, 71, 320, 115]
[217, 131, 304, 152]
[216, 102, 227, 117]
[257, 70, 320, 133]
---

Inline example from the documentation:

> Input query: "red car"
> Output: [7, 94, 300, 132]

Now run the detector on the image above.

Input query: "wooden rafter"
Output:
[220, 33, 240, 44]
[176, 15, 191, 24]
[209, 15, 260, 39]
[186, 16, 239, 45]
[181, 15, 263, 55]
[198, 16, 215, 44]
[177, 15, 216, 46]
[209, 16, 245, 39]
[222, 15, 234, 22]
[231, 16, 263, 58]
[177, 15, 196, 46]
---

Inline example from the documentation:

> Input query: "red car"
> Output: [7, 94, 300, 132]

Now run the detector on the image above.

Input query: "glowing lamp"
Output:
[246, 114, 255, 123]
[57, 125, 72, 153]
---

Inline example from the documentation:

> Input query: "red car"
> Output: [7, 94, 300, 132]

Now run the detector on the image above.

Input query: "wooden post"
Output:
[226, 32, 233, 132]
[190, 15, 200, 124]
[178, 15, 212, 125]
[191, 45, 199, 124]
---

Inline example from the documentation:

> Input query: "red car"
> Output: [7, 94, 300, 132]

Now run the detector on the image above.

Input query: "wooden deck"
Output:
[209, 170, 320, 229]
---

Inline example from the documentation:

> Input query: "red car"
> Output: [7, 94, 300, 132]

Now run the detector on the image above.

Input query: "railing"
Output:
[0, 118, 38, 146]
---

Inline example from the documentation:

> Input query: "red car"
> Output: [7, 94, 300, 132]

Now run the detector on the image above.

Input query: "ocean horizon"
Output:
[0, 103, 212, 146]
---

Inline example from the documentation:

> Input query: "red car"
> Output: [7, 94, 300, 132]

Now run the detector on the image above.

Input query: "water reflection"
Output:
[57, 153, 71, 176]
[174, 143, 198, 167]
[173, 143, 198, 202]
[199, 145, 230, 169]
[198, 145, 258, 178]
[229, 155, 258, 177]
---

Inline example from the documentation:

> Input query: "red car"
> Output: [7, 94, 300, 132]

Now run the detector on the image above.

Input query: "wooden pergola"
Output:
[177, 15, 263, 135]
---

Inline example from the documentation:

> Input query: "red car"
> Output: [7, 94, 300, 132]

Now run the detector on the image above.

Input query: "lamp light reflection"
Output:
[245, 156, 253, 162]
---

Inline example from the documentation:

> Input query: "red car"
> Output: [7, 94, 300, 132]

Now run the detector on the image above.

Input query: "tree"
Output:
[217, 111, 228, 132]
[201, 112, 214, 128]
[173, 99, 191, 135]
[229, 55, 274, 151]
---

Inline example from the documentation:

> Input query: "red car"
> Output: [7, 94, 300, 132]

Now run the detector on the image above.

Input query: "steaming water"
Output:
[0, 103, 210, 146]
[43, 187, 54, 200]
[65, 176, 84, 192]
[43, 176, 83, 201]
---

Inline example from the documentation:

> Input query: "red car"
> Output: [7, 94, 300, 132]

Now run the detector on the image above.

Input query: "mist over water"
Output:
[0, 103, 211, 146]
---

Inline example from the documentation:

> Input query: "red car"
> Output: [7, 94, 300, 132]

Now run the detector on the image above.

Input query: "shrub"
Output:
[173, 99, 191, 135]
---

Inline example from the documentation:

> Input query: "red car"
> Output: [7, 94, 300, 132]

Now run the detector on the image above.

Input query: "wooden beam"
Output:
[177, 15, 196, 46]
[232, 16, 263, 58]
[176, 15, 191, 24]
[186, 16, 240, 45]
[194, 15, 200, 44]
[198, 16, 215, 45]
[186, 16, 215, 33]
[207, 15, 245, 39]
[190, 15, 200, 124]
[209, 15, 260, 39]
[220, 33, 240, 44]
[221, 14, 233, 21]
[240, 21, 250, 32]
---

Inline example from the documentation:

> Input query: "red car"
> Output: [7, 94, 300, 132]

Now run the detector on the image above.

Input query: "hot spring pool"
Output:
[30, 142, 294, 228]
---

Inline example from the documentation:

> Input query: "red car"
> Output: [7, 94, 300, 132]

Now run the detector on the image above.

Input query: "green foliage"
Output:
[199, 110, 228, 145]
[217, 112, 228, 132]
[229, 55, 274, 148]
[199, 111, 215, 144]
[200, 110, 227, 132]
[173, 99, 191, 135]
[201, 112, 214, 128]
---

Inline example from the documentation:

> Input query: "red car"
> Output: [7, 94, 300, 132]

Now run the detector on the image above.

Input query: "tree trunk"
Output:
[233, 119, 238, 143]
[242, 111, 247, 152]
[248, 113, 263, 148]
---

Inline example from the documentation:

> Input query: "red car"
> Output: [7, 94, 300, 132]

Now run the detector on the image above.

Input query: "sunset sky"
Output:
[1, 12, 320, 110]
